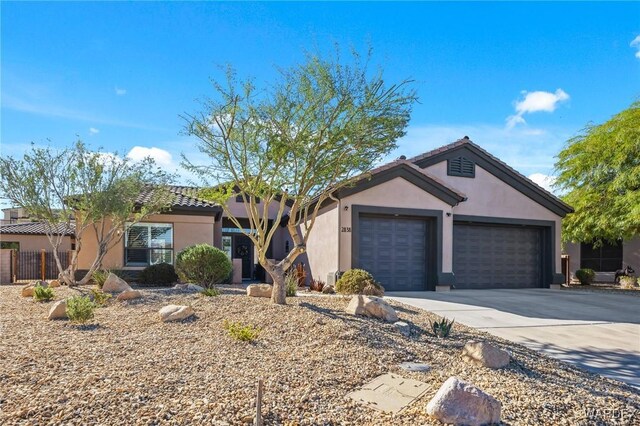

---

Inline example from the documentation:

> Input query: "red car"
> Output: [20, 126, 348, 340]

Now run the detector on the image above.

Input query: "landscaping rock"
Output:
[172, 283, 205, 292]
[48, 299, 67, 320]
[394, 321, 411, 336]
[426, 377, 501, 426]
[48, 280, 61, 288]
[102, 273, 131, 293]
[21, 281, 47, 297]
[462, 340, 511, 369]
[321, 284, 335, 294]
[116, 289, 142, 301]
[345, 295, 398, 322]
[246, 284, 272, 298]
[159, 305, 195, 322]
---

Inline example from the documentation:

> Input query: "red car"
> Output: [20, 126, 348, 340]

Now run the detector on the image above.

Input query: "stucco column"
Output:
[213, 219, 222, 249]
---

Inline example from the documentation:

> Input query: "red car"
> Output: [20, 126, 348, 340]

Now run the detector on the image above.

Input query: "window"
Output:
[125, 222, 173, 266]
[222, 236, 232, 259]
[1, 242, 19, 250]
[580, 240, 623, 272]
[447, 156, 475, 177]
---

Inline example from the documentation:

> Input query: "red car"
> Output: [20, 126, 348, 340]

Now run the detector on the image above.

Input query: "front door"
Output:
[233, 235, 253, 279]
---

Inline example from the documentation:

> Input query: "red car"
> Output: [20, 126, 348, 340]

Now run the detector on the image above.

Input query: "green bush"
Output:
[137, 263, 178, 286]
[430, 316, 455, 338]
[90, 289, 112, 307]
[92, 269, 110, 289]
[575, 268, 595, 285]
[223, 320, 260, 342]
[66, 296, 95, 324]
[335, 269, 384, 296]
[33, 285, 55, 302]
[285, 273, 297, 297]
[200, 287, 221, 297]
[176, 244, 232, 287]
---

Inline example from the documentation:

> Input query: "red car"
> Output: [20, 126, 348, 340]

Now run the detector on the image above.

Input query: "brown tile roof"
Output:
[0, 222, 75, 236]
[136, 186, 220, 210]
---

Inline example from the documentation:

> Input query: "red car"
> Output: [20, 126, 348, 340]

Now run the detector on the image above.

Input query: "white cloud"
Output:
[89, 127, 100, 135]
[630, 35, 640, 59]
[126, 146, 173, 168]
[506, 89, 570, 129]
[115, 87, 127, 96]
[528, 173, 557, 193]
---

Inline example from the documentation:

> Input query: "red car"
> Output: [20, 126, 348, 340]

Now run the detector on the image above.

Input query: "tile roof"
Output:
[136, 186, 221, 210]
[0, 222, 75, 236]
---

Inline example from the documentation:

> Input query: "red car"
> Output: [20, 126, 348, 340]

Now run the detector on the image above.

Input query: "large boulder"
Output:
[321, 284, 335, 294]
[102, 273, 131, 293]
[462, 341, 511, 369]
[246, 284, 273, 298]
[117, 289, 142, 301]
[345, 295, 398, 322]
[22, 280, 48, 297]
[159, 305, 195, 322]
[426, 377, 501, 426]
[48, 299, 68, 320]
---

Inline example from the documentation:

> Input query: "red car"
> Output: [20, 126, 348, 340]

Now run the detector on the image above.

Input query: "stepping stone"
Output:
[347, 373, 429, 414]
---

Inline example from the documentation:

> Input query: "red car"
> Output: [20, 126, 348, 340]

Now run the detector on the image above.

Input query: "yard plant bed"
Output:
[0, 285, 638, 425]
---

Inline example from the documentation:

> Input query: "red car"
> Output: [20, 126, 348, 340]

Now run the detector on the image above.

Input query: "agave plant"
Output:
[430, 316, 455, 338]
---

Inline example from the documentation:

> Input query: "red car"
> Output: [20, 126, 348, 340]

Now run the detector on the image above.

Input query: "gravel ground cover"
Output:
[0, 284, 638, 426]
[562, 283, 640, 296]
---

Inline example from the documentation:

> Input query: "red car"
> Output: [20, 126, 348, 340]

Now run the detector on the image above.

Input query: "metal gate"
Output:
[10, 250, 71, 282]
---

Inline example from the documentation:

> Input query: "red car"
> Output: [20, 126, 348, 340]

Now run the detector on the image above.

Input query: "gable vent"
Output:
[447, 156, 475, 178]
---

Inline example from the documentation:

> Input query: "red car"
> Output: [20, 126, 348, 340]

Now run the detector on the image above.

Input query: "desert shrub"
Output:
[310, 279, 325, 292]
[285, 273, 297, 297]
[92, 269, 110, 289]
[90, 289, 112, 307]
[620, 276, 638, 289]
[336, 269, 384, 295]
[200, 287, 221, 297]
[66, 296, 95, 323]
[223, 320, 260, 342]
[176, 244, 232, 287]
[575, 268, 595, 285]
[33, 285, 54, 302]
[137, 263, 178, 286]
[430, 316, 455, 338]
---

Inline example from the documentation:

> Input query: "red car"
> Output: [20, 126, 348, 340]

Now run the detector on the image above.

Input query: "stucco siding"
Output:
[0, 234, 72, 252]
[305, 203, 339, 283]
[623, 236, 640, 275]
[339, 177, 454, 272]
[0, 249, 12, 283]
[77, 213, 216, 270]
[425, 161, 564, 273]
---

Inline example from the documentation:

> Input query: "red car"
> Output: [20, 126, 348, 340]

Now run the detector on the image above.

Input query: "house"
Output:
[305, 137, 573, 291]
[563, 238, 640, 283]
[76, 185, 293, 281]
[77, 138, 574, 291]
[0, 222, 75, 251]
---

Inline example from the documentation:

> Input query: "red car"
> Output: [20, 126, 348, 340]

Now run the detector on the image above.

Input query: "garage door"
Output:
[358, 216, 428, 291]
[453, 224, 541, 289]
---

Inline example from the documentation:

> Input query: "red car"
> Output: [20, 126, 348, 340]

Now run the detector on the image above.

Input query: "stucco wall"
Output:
[563, 242, 581, 281]
[224, 198, 286, 220]
[338, 177, 454, 273]
[0, 249, 12, 283]
[77, 213, 216, 270]
[304, 203, 340, 283]
[425, 161, 564, 273]
[0, 234, 72, 252]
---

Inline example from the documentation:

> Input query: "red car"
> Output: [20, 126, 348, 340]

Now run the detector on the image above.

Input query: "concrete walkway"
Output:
[386, 289, 640, 388]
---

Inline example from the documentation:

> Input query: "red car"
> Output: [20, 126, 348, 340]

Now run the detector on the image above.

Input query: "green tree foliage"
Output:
[0, 141, 174, 285]
[555, 100, 640, 245]
[182, 48, 416, 304]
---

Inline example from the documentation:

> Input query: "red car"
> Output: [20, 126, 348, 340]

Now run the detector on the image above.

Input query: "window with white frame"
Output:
[125, 222, 173, 266]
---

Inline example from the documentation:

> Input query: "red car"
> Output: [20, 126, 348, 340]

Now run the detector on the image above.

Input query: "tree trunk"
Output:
[263, 262, 287, 305]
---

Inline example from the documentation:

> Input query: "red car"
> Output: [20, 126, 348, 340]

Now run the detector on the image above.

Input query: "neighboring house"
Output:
[76, 186, 293, 281]
[305, 137, 574, 291]
[0, 222, 75, 251]
[563, 238, 640, 282]
[76, 138, 575, 291]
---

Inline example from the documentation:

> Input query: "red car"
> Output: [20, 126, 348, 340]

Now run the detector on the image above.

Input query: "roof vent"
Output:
[463, 135, 469, 140]
[398, 155, 407, 160]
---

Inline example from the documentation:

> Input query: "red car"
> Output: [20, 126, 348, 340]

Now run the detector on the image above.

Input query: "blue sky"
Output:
[2, 1, 639, 198]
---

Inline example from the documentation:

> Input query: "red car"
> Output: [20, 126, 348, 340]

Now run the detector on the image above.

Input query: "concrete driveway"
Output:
[386, 289, 640, 387]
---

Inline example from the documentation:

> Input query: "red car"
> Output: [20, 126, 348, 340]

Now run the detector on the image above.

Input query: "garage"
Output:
[453, 223, 542, 289]
[358, 215, 429, 291]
